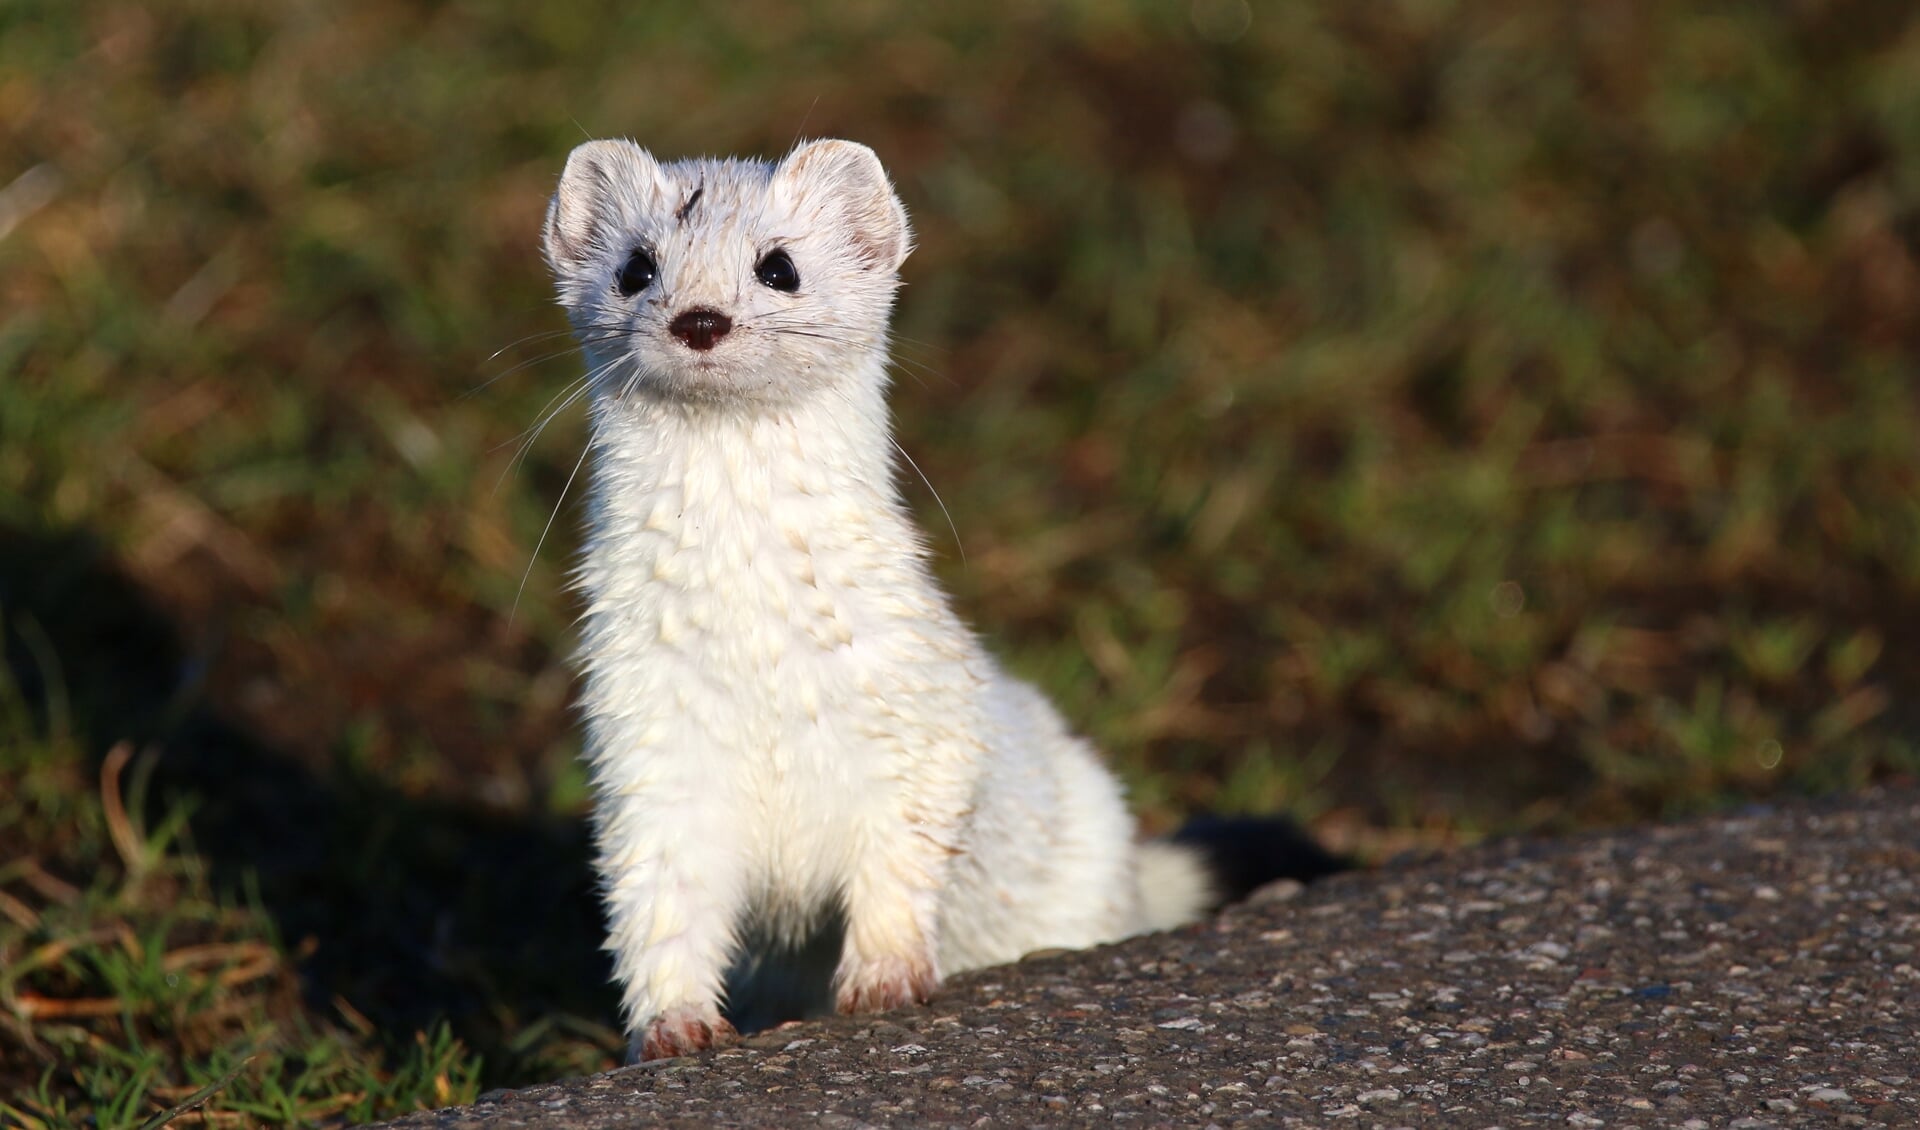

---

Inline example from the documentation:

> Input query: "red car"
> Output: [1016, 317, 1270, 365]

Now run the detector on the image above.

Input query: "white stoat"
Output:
[539, 138, 1337, 1062]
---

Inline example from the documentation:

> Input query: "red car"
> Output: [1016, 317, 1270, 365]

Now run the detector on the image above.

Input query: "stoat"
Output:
[539, 138, 1340, 1061]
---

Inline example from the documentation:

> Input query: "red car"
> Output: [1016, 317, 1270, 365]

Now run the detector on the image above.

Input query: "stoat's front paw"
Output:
[835, 954, 938, 1015]
[630, 1006, 739, 1063]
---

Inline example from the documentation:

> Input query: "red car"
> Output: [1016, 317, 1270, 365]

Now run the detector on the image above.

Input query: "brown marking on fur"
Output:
[676, 183, 705, 225]
[910, 826, 967, 857]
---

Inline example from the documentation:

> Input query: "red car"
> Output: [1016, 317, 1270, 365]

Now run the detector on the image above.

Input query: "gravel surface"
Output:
[374, 789, 1919, 1128]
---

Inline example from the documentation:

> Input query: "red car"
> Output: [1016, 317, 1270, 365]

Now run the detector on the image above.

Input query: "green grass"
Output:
[5, 0, 1920, 1123]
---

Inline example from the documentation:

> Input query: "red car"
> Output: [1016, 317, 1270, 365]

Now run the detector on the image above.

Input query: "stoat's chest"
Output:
[574, 432, 973, 762]
[586, 486, 858, 664]
[579, 464, 938, 672]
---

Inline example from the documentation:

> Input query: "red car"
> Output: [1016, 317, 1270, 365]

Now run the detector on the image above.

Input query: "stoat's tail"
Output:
[1135, 816, 1348, 931]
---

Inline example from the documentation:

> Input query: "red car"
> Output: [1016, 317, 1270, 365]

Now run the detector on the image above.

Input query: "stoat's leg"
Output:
[598, 777, 747, 1062]
[833, 850, 943, 1014]
[833, 774, 968, 1015]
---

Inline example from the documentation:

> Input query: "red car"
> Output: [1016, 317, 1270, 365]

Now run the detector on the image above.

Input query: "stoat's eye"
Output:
[754, 249, 799, 293]
[617, 249, 657, 297]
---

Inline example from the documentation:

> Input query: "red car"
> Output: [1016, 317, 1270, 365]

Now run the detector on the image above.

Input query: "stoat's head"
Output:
[542, 138, 912, 406]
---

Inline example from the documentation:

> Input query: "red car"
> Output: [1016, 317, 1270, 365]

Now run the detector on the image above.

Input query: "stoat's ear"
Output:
[774, 139, 913, 274]
[544, 139, 668, 271]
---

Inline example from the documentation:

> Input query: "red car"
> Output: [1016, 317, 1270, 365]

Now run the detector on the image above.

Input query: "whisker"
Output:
[619, 352, 661, 401]
[488, 353, 619, 500]
[760, 328, 857, 344]
[494, 337, 636, 441]
[745, 315, 952, 395]
[509, 372, 611, 626]
[486, 327, 582, 363]
[750, 321, 950, 391]
[469, 325, 644, 397]
[509, 373, 597, 475]
[467, 345, 589, 399]
[885, 352, 946, 390]
[818, 382, 967, 566]
[491, 371, 589, 458]
[891, 433, 965, 566]
[884, 338, 954, 390]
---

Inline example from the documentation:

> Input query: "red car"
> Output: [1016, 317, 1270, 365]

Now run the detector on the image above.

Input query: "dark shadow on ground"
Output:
[0, 522, 620, 1082]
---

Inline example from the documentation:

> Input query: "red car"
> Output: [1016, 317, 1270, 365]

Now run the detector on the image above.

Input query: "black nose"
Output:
[668, 308, 732, 351]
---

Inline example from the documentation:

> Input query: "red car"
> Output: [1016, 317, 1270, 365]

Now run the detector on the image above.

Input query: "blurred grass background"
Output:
[4, 0, 1920, 1123]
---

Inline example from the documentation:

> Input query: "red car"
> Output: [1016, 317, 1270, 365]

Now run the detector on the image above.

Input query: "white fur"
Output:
[541, 138, 1210, 1053]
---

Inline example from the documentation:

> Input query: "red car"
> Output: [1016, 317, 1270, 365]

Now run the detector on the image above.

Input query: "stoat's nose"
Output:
[668, 308, 732, 351]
